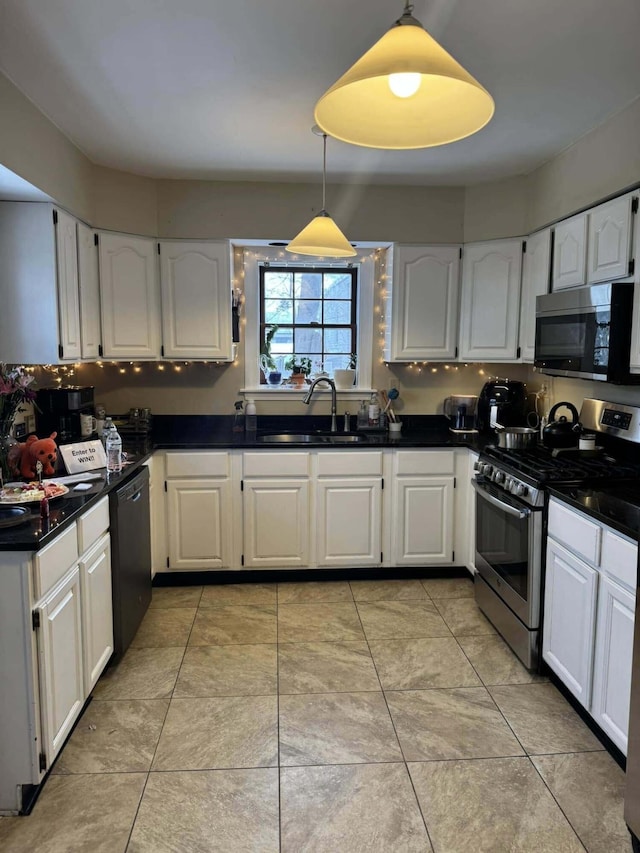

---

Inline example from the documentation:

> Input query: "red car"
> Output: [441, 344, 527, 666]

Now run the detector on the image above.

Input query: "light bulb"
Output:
[388, 72, 421, 98]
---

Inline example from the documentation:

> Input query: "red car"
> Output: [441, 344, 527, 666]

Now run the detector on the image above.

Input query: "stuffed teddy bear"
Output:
[15, 432, 59, 479]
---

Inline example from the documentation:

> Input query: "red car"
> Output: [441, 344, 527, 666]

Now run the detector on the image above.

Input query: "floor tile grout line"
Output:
[276, 583, 282, 853]
[527, 756, 590, 852]
[349, 586, 437, 852]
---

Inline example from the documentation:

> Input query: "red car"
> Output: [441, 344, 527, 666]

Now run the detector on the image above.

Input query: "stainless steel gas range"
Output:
[473, 398, 640, 670]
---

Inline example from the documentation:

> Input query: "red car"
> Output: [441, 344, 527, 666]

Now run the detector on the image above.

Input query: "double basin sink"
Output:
[257, 432, 368, 444]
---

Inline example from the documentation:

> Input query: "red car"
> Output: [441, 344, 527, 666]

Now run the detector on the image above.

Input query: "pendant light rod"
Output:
[322, 132, 327, 212]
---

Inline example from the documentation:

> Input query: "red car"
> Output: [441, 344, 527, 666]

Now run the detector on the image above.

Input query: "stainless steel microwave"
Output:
[534, 282, 640, 384]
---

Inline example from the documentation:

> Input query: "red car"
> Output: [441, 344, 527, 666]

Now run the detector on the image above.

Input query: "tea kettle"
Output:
[542, 402, 581, 449]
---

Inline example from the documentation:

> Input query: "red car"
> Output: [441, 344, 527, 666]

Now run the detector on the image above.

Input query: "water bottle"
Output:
[245, 399, 257, 438]
[105, 422, 123, 473]
[101, 416, 113, 448]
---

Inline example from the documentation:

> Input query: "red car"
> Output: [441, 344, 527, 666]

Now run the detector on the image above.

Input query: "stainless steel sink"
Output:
[257, 432, 367, 444]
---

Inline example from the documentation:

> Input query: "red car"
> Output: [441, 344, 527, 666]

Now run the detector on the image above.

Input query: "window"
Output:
[260, 266, 357, 380]
[241, 246, 379, 394]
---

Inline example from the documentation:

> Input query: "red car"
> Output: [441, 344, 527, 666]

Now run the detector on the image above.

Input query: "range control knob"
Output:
[494, 471, 505, 484]
[481, 464, 493, 477]
[473, 461, 482, 472]
[504, 477, 513, 491]
[516, 484, 528, 498]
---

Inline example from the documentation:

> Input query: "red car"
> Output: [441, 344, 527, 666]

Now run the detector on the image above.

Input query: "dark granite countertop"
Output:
[547, 484, 640, 541]
[0, 415, 491, 552]
[0, 447, 152, 552]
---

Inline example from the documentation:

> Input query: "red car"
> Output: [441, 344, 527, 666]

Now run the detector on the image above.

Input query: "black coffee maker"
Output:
[35, 386, 95, 443]
[476, 379, 528, 434]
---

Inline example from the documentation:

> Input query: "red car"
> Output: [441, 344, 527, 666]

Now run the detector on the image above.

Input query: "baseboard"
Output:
[153, 566, 472, 586]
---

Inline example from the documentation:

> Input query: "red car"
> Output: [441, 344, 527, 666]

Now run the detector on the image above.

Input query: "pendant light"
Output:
[314, 1, 494, 150]
[286, 129, 356, 258]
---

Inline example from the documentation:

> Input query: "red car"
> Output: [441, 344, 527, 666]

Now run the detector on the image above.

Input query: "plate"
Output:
[0, 505, 31, 528]
[0, 482, 69, 504]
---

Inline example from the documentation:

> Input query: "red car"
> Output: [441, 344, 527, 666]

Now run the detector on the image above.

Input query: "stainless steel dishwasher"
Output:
[108, 466, 152, 663]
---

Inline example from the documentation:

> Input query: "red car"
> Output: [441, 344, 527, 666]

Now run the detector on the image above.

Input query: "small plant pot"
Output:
[334, 369, 356, 389]
[267, 371, 282, 386]
[289, 372, 307, 387]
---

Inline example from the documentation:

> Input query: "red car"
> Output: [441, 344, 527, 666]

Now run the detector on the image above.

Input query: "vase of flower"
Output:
[0, 364, 37, 483]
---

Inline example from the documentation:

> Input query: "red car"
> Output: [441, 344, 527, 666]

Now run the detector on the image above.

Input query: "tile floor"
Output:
[0, 577, 631, 852]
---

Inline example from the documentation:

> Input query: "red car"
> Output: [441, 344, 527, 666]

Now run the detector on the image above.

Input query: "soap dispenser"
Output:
[233, 400, 244, 437]
[245, 399, 257, 437]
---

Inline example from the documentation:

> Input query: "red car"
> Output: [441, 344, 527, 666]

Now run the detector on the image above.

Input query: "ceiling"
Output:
[1, 0, 640, 187]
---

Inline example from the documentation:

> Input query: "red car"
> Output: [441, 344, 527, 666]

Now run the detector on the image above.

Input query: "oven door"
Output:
[473, 478, 542, 627]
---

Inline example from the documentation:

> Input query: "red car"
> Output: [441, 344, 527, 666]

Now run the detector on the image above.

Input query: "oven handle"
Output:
[471, 479, 531, 519]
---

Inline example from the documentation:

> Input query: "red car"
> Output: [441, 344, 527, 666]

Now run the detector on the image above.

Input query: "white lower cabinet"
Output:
[316, 452, 383, 567]
[392, 451, 455, 566]
[543, 538, 598, 708]
[167, 479, 231, 569]
[164, 452, 232, 571]
[544, 497, 637, 754]
[243, 479, 310, 568]
[80, 533, 113, 694]
[35, 565, 85, 763]
[591, 575, 635, 753]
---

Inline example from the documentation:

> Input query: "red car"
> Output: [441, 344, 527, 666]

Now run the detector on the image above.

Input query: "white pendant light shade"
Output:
[287, 211, 356, 257]
[314, 5, 495, 150]
[287, 131, 356, 258]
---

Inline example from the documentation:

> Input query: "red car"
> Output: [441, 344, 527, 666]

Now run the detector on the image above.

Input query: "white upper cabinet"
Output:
[552, 213, 588, 290]
[519, 228, 551, 362]
[459, 239, 523, 361]
[77, 221, 102, 360]
[0, 202, 86, 364]
[54, 209, 82, 361]
[159, 241, 233, 361]
[587, 193, 637, 284]
[98, 232, 161, 359]
[384, 245, 460, 361]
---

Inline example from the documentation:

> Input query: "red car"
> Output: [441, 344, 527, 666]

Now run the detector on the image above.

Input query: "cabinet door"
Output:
[36, 566, 84, 765]
[243, 479, 309, 567]
[388, 245, 460, 361]
[160, 241, 232, 360]
[552, 213, 587, 290]
[316, 478, 382, 567]
[55, 209, 82, 361]
[99, 233, 161, 359]
[459, 240, 522, 361]
[591, 575, 635, 754]
[80, 534, 113, 693]
[166, 478, 231, 569]
[543, 538, 598, 708]
[587, 194, 636, 284]
[77, 221, 102, 359]
[519, 229, 551, 362]
[393, 477, 454, 565]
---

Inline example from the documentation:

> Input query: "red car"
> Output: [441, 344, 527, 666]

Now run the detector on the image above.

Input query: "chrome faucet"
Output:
[302, 377, 338, 432]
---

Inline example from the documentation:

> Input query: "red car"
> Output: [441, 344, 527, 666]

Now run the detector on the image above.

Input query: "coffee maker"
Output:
[35, 386, 95, 443]
[476, 379, 528, 434]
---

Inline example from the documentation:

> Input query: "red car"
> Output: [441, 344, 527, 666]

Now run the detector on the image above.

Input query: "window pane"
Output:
[324, 273, 352, 299]
[295, 328, 322, 353]
[295, 300, 321, 324]
[324, 328, 352, 353]
[270, 327, 293, 356]
[324, 354, 350, 374]
[264, 271, 293, 299]
[323, 300, 351, 324]
[264, 299, 293, 324]
[294, 272, 322, 299]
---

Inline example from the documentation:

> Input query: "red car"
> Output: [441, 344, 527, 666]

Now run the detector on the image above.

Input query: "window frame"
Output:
[241, 247, 377, 396]
[259, 265, 358, 380]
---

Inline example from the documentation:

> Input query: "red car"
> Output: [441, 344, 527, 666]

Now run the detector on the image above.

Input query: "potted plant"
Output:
[259, 325, 281, 384]
[284, 355, 312, 387]
[334, 353, 357, 389]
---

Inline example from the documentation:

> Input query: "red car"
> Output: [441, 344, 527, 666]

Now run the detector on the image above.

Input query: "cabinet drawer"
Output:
[317, 451, 383, 477]
[601, 529, 637, 592]
[395, 450, 455, 476]
[34, 523, 79, 600]
[77, 496, 109, 555]
[243, 452, 310, 477]
[165, 451, 229, 478]
[548, 499, 601, 566]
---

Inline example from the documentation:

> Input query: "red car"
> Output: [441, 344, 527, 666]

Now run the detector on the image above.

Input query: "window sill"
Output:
[240, 387, 374, 400]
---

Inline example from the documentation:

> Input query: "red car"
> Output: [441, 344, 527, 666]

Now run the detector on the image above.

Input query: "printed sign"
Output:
[59, 441, 107, 474]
